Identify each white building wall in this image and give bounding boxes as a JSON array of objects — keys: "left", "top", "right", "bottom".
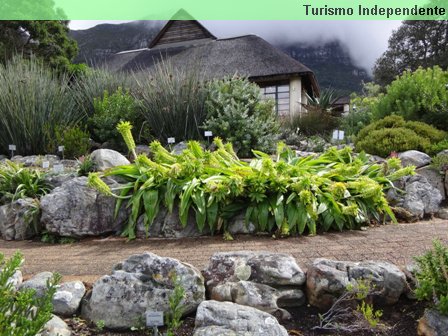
[{"left": 289, "top": 76, "right": 302, "bottom": 117}]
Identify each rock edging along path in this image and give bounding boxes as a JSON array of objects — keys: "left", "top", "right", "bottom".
[{"left": 0, "top": 220, "right": 447, "bottom": 283}]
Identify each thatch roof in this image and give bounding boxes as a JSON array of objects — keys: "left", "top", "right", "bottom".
[{"left": 106, "top": 34, "right": 319, "bottom": 95}]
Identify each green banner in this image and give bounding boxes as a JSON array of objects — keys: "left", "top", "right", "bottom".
[{"left": 0, "top": 0, "right": 447, "bottom": 20}]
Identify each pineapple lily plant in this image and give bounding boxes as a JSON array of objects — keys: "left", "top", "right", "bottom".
[{"left": 88, "top": 122, "right": 414, "bottom": 239}]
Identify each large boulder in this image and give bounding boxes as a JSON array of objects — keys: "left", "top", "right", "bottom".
[
  {"left": 418, "top": 309, "right": 448, "bottom": 336},
  {"left": 19, "top": 272, "right": 54, "bottom": 298},
  {"left": 136, "top": 206, "right": 207, "bottom": 238},
  {"left": 53, "top": 281, "right": 86, "bottom": 316},
  {"left": 40, "top": 177, "right": 128, "bottom": 237},
  {"left": 211, "top": 281, "right": 304, "bottom": 320},
  {"left": 417, "top": 166, "right": 446, "bottom": 200},
  {"left": 445, "top": 171, "right": 448, "bottom": 199},
  {"left": 387, "top": 175, "right": 443, "bottom": 219},
  {"left": 203, "top": 252, "right": 306, "bottom": 291},
  {"left": 398, "top": 150, "right": 431, "bottom": 168},
  {"left": 81, "top": 252, "right": 205, "bottom": 329},
  {"left": 193, "top": 300, "right": 288, "bottom": 336},
  {"left": 90, "top": 149, "right": 130, "bottom": 171},
  {"left": 37, "top": 315, "right": 71, "bottom": 336},
  {"left": 306, "top": 258, "right": 407, "bottom": 310},
  {"left": 0, "top": 198, "right": 40, "bottom": 240}
]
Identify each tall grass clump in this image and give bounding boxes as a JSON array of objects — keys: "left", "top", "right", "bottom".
[
  {"left": 134, "top": 61, "right": 208, "bottom": 143},
  {"left": 0, "top": 56, "right": 85, "bottom": 156},
  {"left": 72, "top": 67, "right": 134, "bottom": 118}
]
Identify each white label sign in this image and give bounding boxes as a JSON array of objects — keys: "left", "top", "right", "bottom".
[
  {"left": 53, "top": 164, "right": 64, "bottom": 173},
  {"left": 146, "top": 311, "right": 164, "bottom": 327},
  {"left": 58, "top": 146, "right": 65, "bottom": 152},
  {"left": 42, "top": 161, "right": 50, "bottom": 169},
  {"left": 8, "top": 144, "right": 16, "bottom": 151},
  {"left": 332, "top": 130, "right": 345, "bottom": 141},
  {"left": 167, "top": 137, "right": 176, "bottom": 144},
  {"left": 204, "top": 131, "right": 213, "bottom": 137}
]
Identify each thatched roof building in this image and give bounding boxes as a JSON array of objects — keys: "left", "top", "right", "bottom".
[{"left": 107, "top": 10, "right": 320, "bottom": 117}]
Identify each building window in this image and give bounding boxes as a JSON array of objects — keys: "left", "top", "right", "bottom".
[{"left": 261, "top": 85, "right": 290, "bottom": 116}]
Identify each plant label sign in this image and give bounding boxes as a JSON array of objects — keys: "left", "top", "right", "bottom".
[
  {"left": 167, "top": 137, "right": 176, "bottom": 144},
  {"left": 204, "top": 131, "right": 213, "bottom": 137},
  {"left": 146, "top": 311, "right": 164, "bottom": 327},
  {"left": 53, "top": 164, "right": 64, "bottom": 173},
  {"left": 8, "top": 144, "right": 16, "bottom": 151},
  {"left": 332, "top": 130, "right": 345, "bottom": 141},
  {"left": 42, "top": 161, "right": 50, "bottom": 169},
  {"left": 58, "top": 146, "right": 65, "bottom": 152}
]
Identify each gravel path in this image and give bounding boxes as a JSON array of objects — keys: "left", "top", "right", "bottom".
[{"left": 1, "top": 219, "right": 447, "bottom": 284}]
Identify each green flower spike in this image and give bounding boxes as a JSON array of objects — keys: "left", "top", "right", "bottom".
[
  {"left": 87, "top": 173, "right": 112, "bottom": 196},
  {"left": 117, "top": 121, "right": 137, "bottom": 159}
]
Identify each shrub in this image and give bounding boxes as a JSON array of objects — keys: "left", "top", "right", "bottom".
[
  {"left": 426, "top": 139, "right": 448, "bottom": 156},
  {"left": 356, "top": 128, "right": 429, "bottom": 158},
  {"left": 51, "top": 126, "right": 90, "bottom": 159},
  {"left": 0, "top": 161, "right": 50, "bottom": 205},
  {"left": 89, "top": 88, "right": 149, "bottom": 151},
  {"left": 202, "top": 76, "right": 280, "bottom": 157},
  {"left": 88, "top": 124, "right": 414, "bottom": 239},
  {"left": 0, "top": 56, "right": 85, "bottom": 156},
  {"left": 285, "top": 109, "right": 339, "bottom": 137},
  {"left": 134, "top": 61, "right": 208, "bottom": 143},
  {"left": 373, "top": 66, "right": 448, "bottom": 130},
  {"left": 355, "top": 116, "right": 446, "bottom": 157},
  {"left": 0, "top": 251, "right": 61, "bottom": 335},
  {"left": 414, "top": 240, "right": 448, "bottom": 315}
]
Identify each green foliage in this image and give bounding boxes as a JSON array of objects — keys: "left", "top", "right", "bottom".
[
  {"left": 285, "top": 109, "right": 339, "bottom": 137},
  {"left": 430, "top": 154, "right": 448, "bottom": 173},
  {"left": 373, "top": 21, "right": 448, "bottom": 86},
  {"left": 0, "top": 56, "right": 85, "bottom": 156},
  {"left": 373, "top": 67, "right": 448, "bottom": 130},
  {"left": 166, "top": 272, "right": 186, "bottom": 336},
  {"left": 0, "top": 20, "right": 79, "bottom": 73},
  {"left": 53, "top": 126, "right": 90, "bottom": 159},
  {"left": 77, "top": 155, "right": 96, "bottom": 177},
  {"left": 316, "top": 278, "right": 384, "bottom": 332},
  {"left": 0, "top": 251, "right": 61, "bottom": 336},
  {"left": 427, "top": 140, "right": 448, "bottom": 157},
  {"left": 89, "top": 88, "right": 149, "bottom": 151},
  {"left": 40, "top": 231, "right": 77, "bottom": 244},
  {"left": 414, "top": 240, "right": 448, "bottom": 316},
  {"left": 135, "top": 61, "right": 208, "bottom": 143},
  {"left": 355, "top": 116, "right": 446, "bottom": 157},
  {"left": 0, "top": 161, "right": 50, "bottom": 205},
  {"left": 340, "top": 83, "right": 383, "bottom": 137},
  {"left": 203, "top": 76, "right": 280, "bottom": 157},
  {"left": 89, "top": 124, "right": 414, "bottom": 239}
]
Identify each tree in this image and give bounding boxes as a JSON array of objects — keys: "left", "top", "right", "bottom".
[
  {"left": 373, "top": 20, "right": 448, "bottom": 86},
  {"left": 0, "top": 21, "right": 78, "bottom": 71}
]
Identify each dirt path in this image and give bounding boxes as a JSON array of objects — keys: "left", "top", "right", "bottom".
[{"left": 1, "top": 219, "right": 447, "bottom": 284}]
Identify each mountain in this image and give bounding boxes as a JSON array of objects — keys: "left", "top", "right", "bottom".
[{"left": 70, "top": 22, "right": 371, "bottom": 93}]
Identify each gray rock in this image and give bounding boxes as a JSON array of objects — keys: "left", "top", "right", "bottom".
[
  {"left": 211, "top": 281, "right": 304, "bottom": 320},
  {"left": 398, "top": 150, "right": 431, "bottom": 168},
  {"left": 81, "top": 252, "right": 205, "bottom": 329},
  {"left": 437, "top": 149, "right": 448, "bottom": 157},
  {"left": 41, "top": 177, "right": 128, "bottom": 237},
  {"left": 306, "top": 258, "right": 407, "bottom": 310},
  {"left": 135, "top": 145, "right": 151, "bottom": 156},
  {"left": 0, "top": 154, "right": 6, "bottom": 161},
  {"left": 417, "top": 166, "right": 445, "bottom": 200},
  {"left": 0, "top": 198, "right": 40, "bottom": 240},
  {"left": 53, "top": 281, "right": 86, "bottom": 316},
  {"left": 227, "top": 214, "right": 256, "bottom": 235},
  {"left": 172, "top": 141, "right": 188, "bottom": 155},
  {"left": 446, "top": 171, "right": 448, "bottom": 199},
  {"left": 437, "top": 208, "right": 448, "bottom": 220},
  {"left": 37, "top": 314, "right": 71, "bottom": 336},
  {"left": 203, "top": 252, "right": 306, "bottom": 291},
  {"left": 418, "top": 309, "right": 448, "bottom": 336},
  {"left": 194, "top": 300, "right": 288, "bottom": 336},
  {"left": 387, "top": 175, "right": 443, "bottom": 218},
  {"left": 19, "top": 272, "right": 54, "bottom": 298},
  {"left": 43, "top": 173, "right": 77, "bottom": 189},
  {"left": 90, "top": 149, "right": 130, "bottom": 171},
  {"left": 7, "top": 270, "right": 23, "bottom": 291},
  {"left": 136, "top": 206, "right": 207, "bottom": 238}
]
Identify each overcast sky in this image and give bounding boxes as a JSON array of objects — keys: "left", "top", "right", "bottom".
[{"left": 69, "top": 20, "right": 402, "bottom": 72}]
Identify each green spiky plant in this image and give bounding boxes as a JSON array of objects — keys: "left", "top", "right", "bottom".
[{"left": 88, "top": 122, "right": 414, "bottom": 240}]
